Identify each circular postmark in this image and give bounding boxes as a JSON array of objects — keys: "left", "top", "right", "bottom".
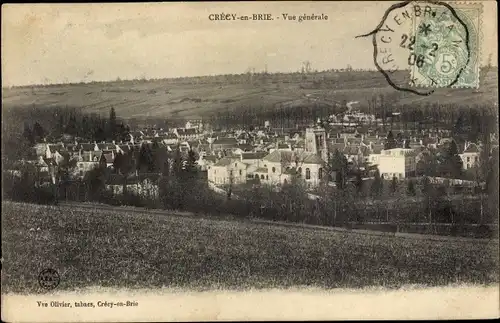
[
  {"left": 357, "top": 0, "right": 472, "bottom": 95},
  {"left": 38, "top": 268, "right": 60, "bottom": 290}
]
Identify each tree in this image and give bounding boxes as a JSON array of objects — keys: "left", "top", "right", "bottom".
[
  {"left": 407, "top": 179, "right": 416, "bottom": 196},
  {"left": 57, "top": 154, "right": 77, "bottom": 201},
  {"left": 328, "top": 149, "right": 348, "bottom": 189},
  {"left": 56, "top": 114, "right": 65, "bottom": 137},
  {"left": 84, "top": 164, "right": 107, "bottom": 201},
  {"left": 23, "top": 124, "right": 35, "bottom": 145},
  {"left": 81, "top": 115, "right": 90, "bottom": 139},
  {"left": 113, "top": 152, "right": 125, "bottom": 173},
  {"left": 384, "top": 130, "right": 396, "bottom": 150},
  {"left": 33, "top": 122, "right": 46, "bottom": 142},
  {"left": 391, "top": 175, "right": 398, "bottom": 194},
  {"left": 354, "top": 172, "right": 363, "bottom": 195},
  {"left": 136, "top": 144, "right": 154, "bottom": 173},
  {"left": 370, "top": 168, "right": 383, "bottom": 198},
  {"left": 185, "top": 150, "right": 198, "bottom": 174},
  {"left": 441, "top": 140, "right": 463, "bottom": 178},
  {"left": 452, "top": 113, "right": 467, "bottom": 140},
  {"left": 108, "top": 107, "right": 117, "bottom": 140},
  {"left": 65, "top": 115, "right": 77, "bottom": 136}
]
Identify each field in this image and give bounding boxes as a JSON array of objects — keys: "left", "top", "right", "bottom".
[
  {"left": 2, "top": 69, "right": 498, "bottom": 119},
  {"left": 2, "top": 201, "right": 498, "bottom": 294}
]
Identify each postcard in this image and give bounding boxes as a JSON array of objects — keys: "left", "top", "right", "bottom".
[{"left": 2, "top": 1, "right": 499, "bottom": 321}]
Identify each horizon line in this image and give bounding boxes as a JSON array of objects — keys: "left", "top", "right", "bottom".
[{"left": 4, "top": 65, "right": 497, "bottom": 89}]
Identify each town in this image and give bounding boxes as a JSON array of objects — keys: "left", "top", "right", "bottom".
[{"left": 3, "top": 97, "right": 498, "bottom": 235}]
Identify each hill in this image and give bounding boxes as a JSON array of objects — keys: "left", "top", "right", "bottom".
[
  {"left": 2, "top": 201, "right": 498, "bottom": 293},
  {"left": 2, "top": 69, "right": 498, "bottom": 120}
]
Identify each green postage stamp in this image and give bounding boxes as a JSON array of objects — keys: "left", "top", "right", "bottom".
[{"left": 410, "top": 2, "right": 482, "bottom": 88}]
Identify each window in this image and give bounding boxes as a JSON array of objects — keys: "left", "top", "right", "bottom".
[
  {"left": 255, "top": 174, "right": 259, "bottom": 179},
  {"left": 306, "top": 168, "right": 311, "bottom": 180},
  {"left": 318, "top": 168, "right": 323, "bottom": 179},
  {"left": 467, "top": 157, "right": 470, "bottom": 163},
  {"left": 264, "top": 164, "right": 267, "bottom": 168},
  {"left": 239, "top": 170, "right": 242, "bottom": 175},
  {"left": 272, "top": 167, "right": 276, "bottom": 173},
  {"left": 266, "top": 175, "right": 269, "bottom": 180},
  {"left": 298, "top": 167, "right": 302, "bottom": 174},
  {"left": 214, "top": 169, "right": 217, "bottom": 174},
  {"left": 235, "top": 163, "right": 237, "bottom": 167},
  {"left": 261, "top": 175, "right": 265, "bottom": 180}
]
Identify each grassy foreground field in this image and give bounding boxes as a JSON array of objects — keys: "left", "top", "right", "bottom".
[{"left": 2, "top": 201, "right": 498, "bottom": 293}]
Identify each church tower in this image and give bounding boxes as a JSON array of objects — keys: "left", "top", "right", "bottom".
[{"left": 305, "top": 125, "right": 328, "bottom": 162}]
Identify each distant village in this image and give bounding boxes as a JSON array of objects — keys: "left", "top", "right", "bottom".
[{"left": 8, "top": 103, "right": 499, "bottom": 202}]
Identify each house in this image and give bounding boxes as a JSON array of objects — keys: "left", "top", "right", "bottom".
[
  {"left": 45, "top": 144, "right": 65, "bottom": 164},
  {"left": 102, "top": 150, "right": 116, "bottom": 168},
  {"left": 173, "top": 128, "right": 200, "bottom": 141},
  {"left": 185, "top": 119, "right": 203, "bottom": 131},
  {"left": 377, "top": 148, "right": 417, "bottom": 179},
  {"left": 259, "top": 150, "right": 324, "bottom": 188},
  {"left": 207, "top": 157, "right": 247, "bottom": 185},
  {"left": 368, "top": 143, "right": 384, "bottom": 166},
  {"left": 97, "top": 143, "right": 116, "bottom": 151},
  {"left": 79, "top": 142, "right": 99, "bottom": 152},
  {"left": 162, "top": 133, "right": 179, "bottom": 145},
  {"left": 343, "top": 146, "right": 362, "bottom": 164},
  {"left": 236, "top": 132, "right": 251, "bottom": 144},
  {"left": 75, "top": 151, "right": 103, "bottom": 178},
  {"left": 197, "top": 154, "right": 218, "bottom": 171},
  {"left": 459, "top": 142, "right": 480, "bottom": 169},
  {"left": 106, "top": 173, "right": 160, "bottom": 198},
  {"left": 240, "top": 152, "right": 268, "bottom": 166},
  {"left": 277, "top": 143, "right": 292, "bottom": 151},
  {"left": 211, "top": 137, "right": 239, "bottom": 151}
]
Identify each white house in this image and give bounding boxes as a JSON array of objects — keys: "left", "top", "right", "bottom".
[
  {"left": 197, "top": 155, "right": 217, "bottom": 171},
  {"left": 207, "top": 157, "right": 248, "bottom": 185},
  {"left": 377, "top": 148, "right": 416, "bottom": 179},
  {"left": 459, "top": 142, "right": 480, "bottom": 169}
]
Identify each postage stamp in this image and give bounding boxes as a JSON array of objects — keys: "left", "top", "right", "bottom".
[
  {"left": 361, "top": 0, "right": 483, "bottom": 95},
  {"left": 410, "top": 2, "right": 482, "bottom": 88}
]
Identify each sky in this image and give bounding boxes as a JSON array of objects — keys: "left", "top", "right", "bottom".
[{"left": 1, "top": 1, "right": 497, "bottom": 86}]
